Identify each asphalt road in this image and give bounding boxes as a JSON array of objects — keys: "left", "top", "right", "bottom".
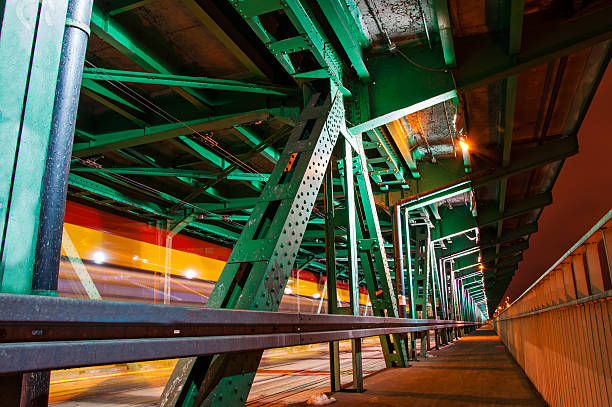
[{"left": 49, "top": 338, "right": 390, "bottom": 406}]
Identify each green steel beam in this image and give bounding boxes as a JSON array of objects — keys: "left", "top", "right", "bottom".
[
  {"left": 433, "top": 0, "right": 456, "bottom": 67},
  {"left": 71, "top": 166, "right": 269, "bottom": 181},
  {"left": 477, "top": 192, "right": 552, "bottom": 227},
  {"left": 401, "top": 181, "right": 471, "bottom": 212},
  {"left": 81, "top": 78, "right": 144, "bottom": 112},
  {"left": 72, "top": 109, "right": 274, "bottom": 156},
  {"left": 191, "top": 198, "right": 256, "bottom": 212},
  {"left": 484, "top": 253, "right": 522, "bottom": 271},
  {"left": 350, "top": 90, "right": 457, "bottom": 134},
  {"left": 481, "top": 240, "right": 529, "bottom": 263},
  {"left": 480, "top": 223, "right": 538, "bottom": 249},
  {"left": 179, "top": 0, "right": 268, "bottom": 80},
  {"left": 364, "top": 128, "right": 408, "bottom": 188},
  {"left": 0, "top": 0, "right": 70, "bottom": 294},
  {"left": 90, "top": 5, "right": 214, "bottom": 110},
  {"left": 385, "top": 119, "right": 420, "bottom": 178},
  {"left": 68, "top": 173, "right": 166, "bottom": 216},
  {"left": 226, "top": 0, "right": 346, "bottom": 91},
  {"left": 108, "top": 0, "right": 157, "bottom": 16},
  {"left": 508, "top": 0, "right": 525, "bottom": 55},
  {"left": 317, "top": 0, "right": 370, "bottom": 80},
  {"left": 233, "top": 126, "right": 280, "bottom": 163},
  {"left": 82, "top": 67, "right": 291, "bottom": 95},
  {"left": 68, "top": 173, "right": 245, "bottom": 241},
  {"left": 80, "top": 88, "right": 147, "bottom": 128},
  {"left": 362, "top": 6, "right": 612, "bottom": 129}
]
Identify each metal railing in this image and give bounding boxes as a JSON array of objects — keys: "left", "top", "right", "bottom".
[
  {"left": 493, "top": 209, "right": 612, "bottom": 407},
  {"left": 0, "top": 293, "right": 477, "bottom": 375}
]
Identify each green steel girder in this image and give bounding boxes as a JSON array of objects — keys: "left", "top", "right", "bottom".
[
  {"left": 432, "top": 0, "right": 456, "bottom": 67},
  {"left": 432, "top": 205, "right": 476, "bottom": 241},
  {"left": 473, "top": 135, "right": 579, "bottom": 188},
  {"left": 227, "top": 0, "right": 346, "bottom": 90},
  {"left": 477, "top": 192, "right": 552, "bottom": 227},
  {"left": 107, "top": 0, "right": 157, "bottom": 16},
  {"left": 68, "top": 173, "right": 245, "bottom": 241},
  {"left": 233, "top": 126, "right": 280, "bottom": 163},
  {"left": 507, "top": 0, "right": 525, "bottom": 55},
  {"left": 90, "top": 5, "right": 214, "bottom": 110},
  {"left": 480, "top": 223, "right": 538, "bottom": 249},
  {"left": 80, "top": 87, "right": 148, "bottom": 128},
  {"left": 491, "top": 0, "right": 524, "bottom": 274},
  {"left": 171, "top": 134, "right": 265, "bottom": 201},
  {"left": 68, "top": 173, "right": 166, "bottom": 216},
  {"left": 363, "top": 128, "right": 409, "bottom": 189},
  {"left": 82, "top": 67, "right": 291, "bottom": 96},
  {"left": 73, "top": 109, "right": 279, "bottom": 156},
  {"left": 481, "top": 240, "right": 529, "bottom": 264},
  {"left": 484, "top": 253, "right": 522, "bottom": 271},
  {"left": 317, "top": 0, "right": 370, "bottom": 80},
  {"left": 359, "top": 6, "right": 612, "bottom": 130},
  {"left": 385, "top": 119, "right": 420, "bottom": 178},
  {"left": 71, "top": 167, "right": 269, "bottom": 181},
  {"left": 350, "top": 138, "right": 409, "bottom": 367},
  {"left": 401, "top": 181, "right": 471, "bottom": 212},
  {"left": 192, "top": 198, "right": 256, "bottom": 212},
  {"left": 179, "top": 0, "right": 270, "bottom": 80},
  {"left": 0, "top": 0, "right": 70, "bottom": 294},
  {"left": 81, "top": 79, "right": 144, "bottom": 113}
]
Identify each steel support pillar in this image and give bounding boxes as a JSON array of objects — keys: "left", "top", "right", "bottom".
[
  {"left": 160, "top": 92, "right": 344, "bottom": 407},
  {"left": 0, "top": 1, "right": 90, "bottom": 405}
]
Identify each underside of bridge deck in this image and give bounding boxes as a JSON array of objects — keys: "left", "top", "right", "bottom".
[{"left": 0, "top": 0, "right": 610, "bottom": 406}]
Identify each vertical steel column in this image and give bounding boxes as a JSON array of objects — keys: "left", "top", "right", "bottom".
[
  {"left": 324, "top": 165, "right": 341, "bottom": 392},
  {"left": 392, "top": 205, "right": 407, "bottom": 318},
  {"left": 161, "top": 92, "right": 344, "bottom": 407},
  {"left": 352, "top": 137, "right": 409, "bottom": 367},
  {"left": 342, "top": 139, "right": 364, "bottom": 392},
  {"left": 404, "top": 209, "right": 418, "bottom": 359},
  {"left": 33, "top": 0, "right": 94, "bottom": 294},
  {"left": 0, "top": 0, "right": 86, "bottom": 405},
  {"left": 0, "top": 0, "right": 68, "bottom": 293}
]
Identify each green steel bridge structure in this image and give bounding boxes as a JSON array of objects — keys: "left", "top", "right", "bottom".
[{"left": 0, "top": 0, "right": 610, "bottom": 406}]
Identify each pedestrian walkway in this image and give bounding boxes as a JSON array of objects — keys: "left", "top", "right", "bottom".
[{"left": 329, "top": 325, "right": 546, "bottom": 407}]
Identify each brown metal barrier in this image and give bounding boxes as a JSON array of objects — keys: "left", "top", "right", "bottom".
[{"left": 494, "top": 210, "right": 612, "bottom": 407}]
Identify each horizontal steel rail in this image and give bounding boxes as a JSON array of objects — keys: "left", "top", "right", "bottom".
[{"left": 0, "top": 294, "right": 476, "bottom": 374}]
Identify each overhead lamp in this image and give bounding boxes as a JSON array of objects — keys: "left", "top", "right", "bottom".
[
  {"left": 185, "top": 269, "right": 196, "bottom": 279},
  {"left": 459, "top": 139, "right": 469, "bottom": 151}
]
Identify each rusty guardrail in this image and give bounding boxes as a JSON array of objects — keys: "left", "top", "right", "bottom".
[{"left": 493, "top": 209, "right": 612, "bottom": 407}]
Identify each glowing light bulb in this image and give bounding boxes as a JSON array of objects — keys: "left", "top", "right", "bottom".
[
  {"left": 459, "top": 139, "right": 469, "bottom": 151},
  {"left": 284, "top": 287, "right": 293, "bottom": 295},
  {"left": 92, "top": 251, "right": 106, "bottom": 264},
  {"left": 312, "top": 292, "right": 321, "bottom": 299},
  {"left": 185, "top": 269, "right": 196, "bottom": 279}
]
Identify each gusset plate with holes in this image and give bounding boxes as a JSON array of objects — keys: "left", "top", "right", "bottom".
[{"left": 159, "top": 92, "right": 344, "bottom": 407}]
